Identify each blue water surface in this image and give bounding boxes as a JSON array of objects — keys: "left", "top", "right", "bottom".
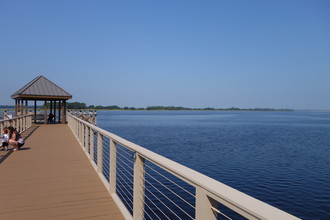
[{"left": 97, "top": 110, "right": 330, "bottom": 220}]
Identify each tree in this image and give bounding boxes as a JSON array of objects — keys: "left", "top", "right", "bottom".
[{"left": 67, "top": 102, "right": 87, "bottom": 109}]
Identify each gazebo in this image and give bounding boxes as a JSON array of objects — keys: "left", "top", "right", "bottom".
[{"left": 11, "top": 75, "right": 72, "bottom": 124}]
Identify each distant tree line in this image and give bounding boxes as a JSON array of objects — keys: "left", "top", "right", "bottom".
[
  {"left": 0, "top": 103, "right": 293, "bottom": 111},
  {"left": 66, "top": 102, "right": 293, "bottom": 111},
  {"left": 67, "top": 102, "right": 87, "bottom": 109},
  {"left": 0, "top": 105, "right": 14, "bottom": 109},
  {"left": 146, "top": 106, "right": 190, "bottom": 110}
]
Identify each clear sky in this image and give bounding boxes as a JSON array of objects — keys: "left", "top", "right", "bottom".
[{"left": 1, "top": 0, "right": 329, "bottom": 110}]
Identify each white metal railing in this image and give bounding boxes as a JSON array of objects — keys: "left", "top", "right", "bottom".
[
  {"left": 68, "top": 110, "right": 97, "bottom": 125},
  {"left": 67, "top": 112, "right": 301, "bottom": 220},
  {"left": 0, "top": 114, "right": 33, "bottom": 134}
]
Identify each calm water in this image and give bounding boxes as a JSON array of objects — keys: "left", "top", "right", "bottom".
[{"left": 98, "top": 110, "right": 330, "bottom": 219}]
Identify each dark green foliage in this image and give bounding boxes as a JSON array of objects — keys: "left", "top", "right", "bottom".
[{"left": 67, "top": 102, "right": 86, "bottom": 109}]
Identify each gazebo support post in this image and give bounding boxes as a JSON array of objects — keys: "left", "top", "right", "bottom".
[
  {"left": 49, "top": 101, "right": 51, "bottom": 123},
  {"left": 58, "top": 100, "right": 62, "bottom": 123},
  {"left": 34, "top": 100, "right": 37, "bottom": 123},
  {"left": 44, "top": 101, "right": 47, "bottom": 124},
  {"left": 54, "top": 101, "right": 57, "bottom": 123},
  {"left": 21, "top": 100, "right": 23, "bottom": 115},
  {"left": 16, "top": 100, "right": 19, "bottom": 116},
  {"left": 62, "top": 100, "right": 66, "bottom": 124},
  {"left": 25, "top": 100, "right": 28, "bottom": 115}
]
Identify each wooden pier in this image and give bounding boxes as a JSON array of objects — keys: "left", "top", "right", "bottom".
[
  {"left": 0, "top": 112, "right": 301, "bottom": 220},
  {"left": 0, "top": 124, "right": 124, "bottom": 220}
]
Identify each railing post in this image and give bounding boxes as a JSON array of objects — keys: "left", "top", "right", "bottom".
[
  {"left": 97, "top": 133, "right": 103, "bottom": 173},
  {"left": 109, "top": 139, "right": 117, "bottom": 194},
  {"left": 86, "top": 125, "right": 89, "bottom": 151},
  {"left": 71, "top": 116, "right": 74, "bottom": 136},
  {"left": 84, "top": 125, "right": 89, "bottom": 152},
  {"left": 195, "top": 187, "right": 218, "bottom": 220},
  {"left": 16, "top": 117, "right": 19, "bottom": 132},
  {"left": 78, "top": 121, "right": 81, "bottom": 140},
  {"left": 76, "top": 119, "right": 79, "bottom": 139},
  {"left": 76, "top": 121, "right": 79, "bottom": 141},
  {"left": 25, "top": 116, "right": 28, "bottom": 129},
  {"left": 80, "top": 122, "right": 84, "bottom": 147},
  {"left": 76, "top": 120, "right": 79, "bottom": 140},
  {"left": 71, "top": 116, "right": 74, "bottom": 131},
  {"left": 19, "top": 117, "right": 22, "bottom": 132},
  {"left": 89, "top": 129, "right": 95, "bottom": 162},
  {"left": 75, "top": 117, "right": 77, "bottom": 135},
  {"left": 82, "top": 124, "right": 86, "bottom": 150},
  {"left": 76, "top": 120, "right": 80, "bottom": 139},
  {"left": 23, "top": 116, "right": 26, "bottom": 130},
  {"left": 133, "top": 153, "right": 145, "bottom": 220},
  {"left": 16, "top": 117, "right": 19, "bottom": 131}
]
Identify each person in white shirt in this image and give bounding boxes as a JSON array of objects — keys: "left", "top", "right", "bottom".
[{"left": 1, "top": 127, "right": 9, "bottom": 151}]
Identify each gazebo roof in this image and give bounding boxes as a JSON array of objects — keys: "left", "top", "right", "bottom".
[{"left": 11, "top": 75, "right": 72, "bottom": 100}]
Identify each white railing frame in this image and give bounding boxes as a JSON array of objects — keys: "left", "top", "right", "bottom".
[
  {"left": 67, "top": 112, "right": 300, "bottom": 220},
  {"left": 0, "top": 114, "right": 33, "bottom": 134}
]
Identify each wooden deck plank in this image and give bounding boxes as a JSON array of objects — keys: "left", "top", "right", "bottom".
[{"left": 0, "top": 124, "right": 125, "bottom": 220}]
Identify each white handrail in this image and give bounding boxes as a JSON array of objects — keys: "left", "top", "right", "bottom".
[
  {"left": 67, "top": 112, "right": 300, "bottom": 220},
  {"left": 0, "top": 114, "right": 33, "bottom": 134}
]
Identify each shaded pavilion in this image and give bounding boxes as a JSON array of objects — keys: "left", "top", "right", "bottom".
[{"left": 11, "top": 75, "right": 72, "bottom": 124}]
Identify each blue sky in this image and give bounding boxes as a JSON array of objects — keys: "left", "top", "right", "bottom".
[{"left": 1, "top": 0, "right": 329, "bottom": 110}]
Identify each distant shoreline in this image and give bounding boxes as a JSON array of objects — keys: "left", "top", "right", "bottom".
[
  {"left": 4, "top": 103, "right": 328, "bottom": 112},
  {"left": 62, "top": 103, "right": 295, "bottom": 111},
  {"left": 3, "top": 108, "right": 330, "bottom": 112},
  {"left": 68, "top": 108, "right": 294, "bottom": 112},
  {"left": 0, "top": 105, "right": 294, "bottom": 112}
]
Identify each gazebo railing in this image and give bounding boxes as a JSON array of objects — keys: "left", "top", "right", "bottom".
[
  {"left": 67, "top": 112, "right": 300, "bottom": 220},
  {"left": 68, "top": 110, "right": 97, "bottom": 125},
  {"left": 0, "top": 114, "right": 33, "bottom": 134}
]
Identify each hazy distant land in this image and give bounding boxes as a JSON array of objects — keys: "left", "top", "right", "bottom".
[{"left": 1, "top": 103, "right": 294, "bottom": 112}]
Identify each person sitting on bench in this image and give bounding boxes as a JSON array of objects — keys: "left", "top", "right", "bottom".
[{"left": 48, "top": 112, "right": 55, "bottom": 123}]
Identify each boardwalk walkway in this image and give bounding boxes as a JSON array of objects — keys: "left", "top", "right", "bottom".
[{"left": 0, "top": 124, "right": 124, "bottom": 220}]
